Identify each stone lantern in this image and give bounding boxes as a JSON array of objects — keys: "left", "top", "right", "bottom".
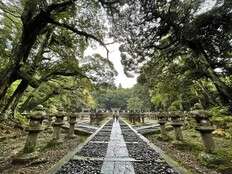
[
  {"left": 89, "top": 111, "right": 95, "bottom": 125},
  {"left": 141, "top": 112, "right": 145, "bottom": 124},
  {"left": 191, "top": 109, "right": 215, "bottom": 153},
  {"left": 24, "top": 105, "right": 45, "bottom": 153},
  {"left": 157, "top": 112, "right": 168, "bottom": 139},
  {"left": 13, "top": 105, "right": 45, "bottom": 163},
  {"left": 67, "top": 110, "right": 77, "bottom": 139},
  {"left": 81, "top": 108, "right": 91, "bottom": 123},
  {"left": 128, "top": 112, "right": 133, "bottom": 123},
  {"left": 170, "top": 111, "right": 184, "bottom": 141},
  {"left": 52, "top": 107, "right": 65, "bottom": 143},
  {"left": 131, "top": 112, "right": 137, "bottom": 124}
]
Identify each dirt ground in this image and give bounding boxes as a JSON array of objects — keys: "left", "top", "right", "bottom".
[{"left": 0, "top": 121, "right": 88, "bottom": 174}]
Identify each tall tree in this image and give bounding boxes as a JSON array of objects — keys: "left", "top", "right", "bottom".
[
  {"left": 0, "top": 0, "right": 118, "bottom": 116},
  {"left": 107, "top": 0, "right": 232, "bottom": 106}
]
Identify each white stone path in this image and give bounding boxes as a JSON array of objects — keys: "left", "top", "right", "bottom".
[{"left": 101, "top": 120, "right": 135, "bottom": 174}]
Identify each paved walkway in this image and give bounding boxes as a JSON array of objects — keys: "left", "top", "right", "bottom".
[{"left": 101, "top": 120, "right": 135, "bottom": 174}]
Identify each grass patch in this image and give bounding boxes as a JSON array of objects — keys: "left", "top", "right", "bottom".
[{"left": 147, "top": 127, "right": 232, "bottom": 174}]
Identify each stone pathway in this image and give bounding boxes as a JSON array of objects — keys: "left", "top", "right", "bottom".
[
  {"left": 53, "top": 119, "right": 182, "bottom": 174},
  {"left": 101, "top": 120, "right": 135, "bottom": 174}
]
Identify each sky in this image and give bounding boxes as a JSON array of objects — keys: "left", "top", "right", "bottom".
[{"left": 85, "top": 42, "right": 137, "bottom": 88}]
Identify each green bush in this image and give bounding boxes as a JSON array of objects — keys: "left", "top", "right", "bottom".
[{"left": 209, "top": 106, "right": 232, "bottom": 128}]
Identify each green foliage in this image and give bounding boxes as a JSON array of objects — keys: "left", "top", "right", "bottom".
[
  {"left": 110, "top": 0, "right": 232, "bottom": 107},
  {"left": 15, "top": 112, "right": 28, "bottom": 126},
  {"left": 93, "top": 86, "right": 131, "bottom": 109},
  {"left": 0, "top": 0, "right": 118, "bottom": 116},
  {"left": 93, "top": 83, "right": 152, "bottom": 110},
  {"left": 5, "top": 80, "right": 22, "bottom": 97},
  {"left": 209, "top": 106, "right": 232, "bottom": 128},
  {"left": 127, "top": 97, "right": 143, "bottom": 111}
]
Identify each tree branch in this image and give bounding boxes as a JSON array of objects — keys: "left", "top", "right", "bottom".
[
  {"left": 49, "top": 19, "right": 109, "bottom": 58},
  {"left": 46, "top": 0, "right": 77, "bottom": 13}
]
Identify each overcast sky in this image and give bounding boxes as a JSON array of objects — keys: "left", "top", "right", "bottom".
[{"left": 85, "top": 42, "right": 137, "bottom": 88}]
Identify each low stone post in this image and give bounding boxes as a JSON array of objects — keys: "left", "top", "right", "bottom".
[
  {"left": 157, "top": 113, "right": 168, "bottom": 139},
  {"left": 132, "top": 114, "right": 136, "bottom": 124},
  {"left": 52, "top": 107, "right": 65, "bottom": 143},
  {"left": 90, "top": 112, "right": 95, "bottom": 125},
  {"left": 81, "top": 107, "right": 90, "bottom": 122},
  {"left": 67, "top": 112, "right": 77, "bottom": 138},
  {"left": 191, "top": 110, "right": 215, "bottom": 153},
  {"left": 128, "top": 114, "right": 132, "bottom": 123},
  {"left": 13, "top": 105, "right": 45, "bottom": 163},
  {"left": 170, "top": 112, "right": 184, "bottom": 141},
  {"left": 141, "top": 113, "right": 145, "bottom": 124}
]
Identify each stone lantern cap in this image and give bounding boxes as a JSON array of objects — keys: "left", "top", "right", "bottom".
[
  {"left": 29, "top": 111, "right": 46, "bottom": 121},
  {"left": 56, "top": 106, "right": 66, "bottom": 118},
  {"left": 69, "top": 116, "right": 77, "bottom": 124},
  {"left": 190, "top": 110, "right": 211, "bottom": 120},
  {"left": 29, "top": 105, "right": 46, "bottom": 120},
  {"left": 190, "top": 110, "right": 215, "bottom": 132},
  {"left": 157, "top": 112, "right": 168, "bottom": 119},
  {"left": 169, "top": 111, "right": 184, "bottom": 126},
  {"left": 157, "top": 112, "right": 168, "bottom": 124},
  {"left": 25, "top": 105, "right": 45, "bottom": 132}
]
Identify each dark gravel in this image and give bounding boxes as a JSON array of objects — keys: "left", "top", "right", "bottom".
[
  {"left": 133, "top": 161, "right": 178, "bottom": 174},
  {"left": 77, "top": 142, "right": 108, "bottom": 158},
  {"left": 91, "top": 136, "right": 110, "bottom": 142},
  {"left": 120, "top": 121, "right": 179, "bottom": 174},
  {"left": 55, "top": 119, "right": 179, "bottom": 174},
  {"left": 55, "top": 120, "right": 113, "bottom": 174},
  {"left": 56, "top": 160, "right": 102, "bottom": 174}
]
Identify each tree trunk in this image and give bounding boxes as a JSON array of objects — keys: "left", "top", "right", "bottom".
[
  {"left": 198, "top": 43, "right": 232, "bottom": 106},
  {"left": 196, "top": 81, "right": 218, "bottom": 106},
  {"left": 1, "top": 80, "right": 29, "bottom": 114},
  {"left": 0, "top": 1, "right": 50, "bottom": 105},
  {"left": 0, "top": 67, "right": 19, "bottom": 101}
]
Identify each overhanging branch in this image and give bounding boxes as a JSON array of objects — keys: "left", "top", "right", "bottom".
[
  {"left": 47, "top": 0, "right": 77, "bottom": 13},
  {"left": 49, "top": 19, "right": 109, "bottom": 58}
]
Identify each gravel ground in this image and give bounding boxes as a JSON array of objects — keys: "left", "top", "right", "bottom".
[
  {"left": 91, "top": 135, "right": 111, "bottom": 142},
  {"left": 133, "top": 161, "right": 177, "bottom": 174},
  {"left": 56, "top": 160, "right": 102, "bottom": 174},
  {"left": 120, "top": 121, "right": 179, "bottom": 174},
  {"left": 49, "top": 119, "right": 181, "bottom": 174},
  {"left": 56, "top": 120, "right": 113, "bottom": 173},
  {"left": 77, "top": 142, "right": 108, "bottom": 158}
]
